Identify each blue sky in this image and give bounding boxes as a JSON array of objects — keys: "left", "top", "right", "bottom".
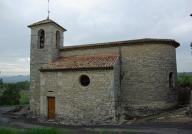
[{"left": 0, "top": 0, "right": 192, "bottom": 76}]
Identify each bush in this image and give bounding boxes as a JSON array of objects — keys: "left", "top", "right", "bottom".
[
  {"left": 176, "top": 75, "right": 192, "bottom": 107},
  {"left": 0, "top": 88, "right": 20, "bottom": 105},
  {"left": 0, "top": 78, "right": 5, "bottom": 96},
  {"left": 19, "top": 90, "right": 29, "bottom": 105},
  {"left": 177, "top": 75, "right": 192, "bottom": 88},
  {"left": 176, "top": 87, "right": 191, "bottom": 106},
  {"left": 0, "top": 81, "right": 29, "bottom": 105}
]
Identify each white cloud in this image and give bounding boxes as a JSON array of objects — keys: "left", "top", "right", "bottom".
[
  {"left": 0, "top": 0, "right": 192, "bottom": 75},
  {"left": 17, "top": 58, "right": 30, "bottom": 62},
  {"left": 0, "top": 57, "right": 30, "bottom": 76},
  {"left": 177, "top": 57, "right": 192, "bottom": 72}
]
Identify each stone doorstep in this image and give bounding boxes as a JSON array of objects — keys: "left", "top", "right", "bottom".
[
  {"left": 45, "top": 119, "right": 58, "bottom": 124},
  {"left": 47, "top": 119, "right": 55, "bottom": 122}
]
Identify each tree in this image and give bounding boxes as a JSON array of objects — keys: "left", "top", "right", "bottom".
[
  {"left": 0, "top": 71, "right": 3, "bottom": 89},
  {"left": 0, "top": 72, "right": 3, "bottom": 97},
  {"left": 190, "top": 14, "right": 192, "bottom": 54},
  {"left": 0, "top": 78, "right": 2, "bottom": 85},
  {"left": 0, "top": 88, "right": 20, "bottom": 105},
  {"left": 191, "top": 43, "right": 192, "bottom": 55},
  {"left": 0, "top": 78, "right": 3, "bottom": 89}
]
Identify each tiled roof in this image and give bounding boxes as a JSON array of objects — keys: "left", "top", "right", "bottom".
[
  {"left": 40, "top": 55, "right": 119, "bottom": 71},
  {"left": 28, "top": 19, "right": 67, "bottom": 31},
  {"left": 60, "top": 38, "right": 180, "bottom": 51}
]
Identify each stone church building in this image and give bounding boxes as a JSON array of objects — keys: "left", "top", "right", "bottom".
[{"left": 28, "top": 19, "right": 180, "bottom": 125}]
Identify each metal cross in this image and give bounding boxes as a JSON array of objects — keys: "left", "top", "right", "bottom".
[
  {"left": 47, "top": 0, "right": 50, "bottom": 20},
  {"left": 190, "top": 14, "right": 192, "bottom": 55}
]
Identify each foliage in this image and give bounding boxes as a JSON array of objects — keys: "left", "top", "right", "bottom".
[
  {"left": 177, "top": 75, "right": 192, "bottom": 87},
  {"left": 0, "top": 78, "right": 3, "bottom": 85},
  {"left": 176, "top": 74, "right": 192, "bottom": 106},
  {"left": 0, "top": 78, "right": 5, "bottom": 96},
  {"left": 19, "top": 90, "right": 29, "bottom": 105},
  {"left": 0, "top": 81, "right": 29, "bottom": 105},
  {"left": 3, "top": 81, "right": 29, "bottom": 91},
  {"left": 0, "top": 128, "right": 63, "bottom": 134},
  {"left": 0, "top": 88, "right": 20, "bottom": 105},
  {"left": 176, "top": 87, "right": 191, "bottom": 106}
]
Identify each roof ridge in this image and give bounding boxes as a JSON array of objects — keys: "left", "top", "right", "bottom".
[
  {"left": 28, "top": 19, "right": 67, "bottom": 31},
  {"left": 58, "top": 54, "right": 119, "bottom": 58},
  {"left": 60, "top": 38, "right": 180, "bottom": 51}
]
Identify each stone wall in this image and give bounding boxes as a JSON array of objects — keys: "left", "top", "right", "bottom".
[
  {"left": 40, "top": 70, "right": 118, "bottom": 125},
  {"left": 60, "top": 43, "right": 177, "bottom": 117},
  {"left": 30, "top": 24, "right": 63, "bottom": 115},
  {"left": 30, "top": 32, "right": 178, "bottom": 123},
  {"left": 120, "top": 43, "right": 177, "bottom": 117}
]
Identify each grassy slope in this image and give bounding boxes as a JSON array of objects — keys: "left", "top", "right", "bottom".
[
  {"left": 0, "top": 128, "right": 64, "bottom": 134},
  {"left": 0, "top": 128, "right": 140, "bottom": 134}
]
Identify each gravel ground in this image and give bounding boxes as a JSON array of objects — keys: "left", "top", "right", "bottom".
[{"left": 0, "top": 106, "right": 192, "bottom": 134}]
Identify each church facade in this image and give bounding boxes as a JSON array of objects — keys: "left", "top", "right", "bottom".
[{"left": 28, "top": 19, "right": 180, "bottom": 125}]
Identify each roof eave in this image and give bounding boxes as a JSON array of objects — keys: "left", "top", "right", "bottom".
[
  {"left": 39, "top": 66, "right": 114, "bottom": 72},
  {"left": 28, "top": 21, "right": 67, "bottom": 32},
  {"left": 59, "top": 39, "right": 180, "bottom": 51}
]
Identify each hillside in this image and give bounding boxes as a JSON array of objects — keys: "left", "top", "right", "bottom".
[
  {"left": 178, "top": 72, "right": 192, "bottom": 76},
  {"left": 2, "top": 75, "right": 30, "bottom": 83}
]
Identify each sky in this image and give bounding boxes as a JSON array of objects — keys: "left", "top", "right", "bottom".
[{"left": 0, "top": 0, "right": 192, "bottom": 76}]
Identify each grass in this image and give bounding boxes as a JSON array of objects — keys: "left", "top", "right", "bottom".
[
  {"left": 0, "top": 128, "right": 64, "bottom": 134},
  {"left": 0, "top": 128, "right": 140, "bottom": 134},
  {"left": 19, "top": 90, "right": 29, "bottom": 105}
]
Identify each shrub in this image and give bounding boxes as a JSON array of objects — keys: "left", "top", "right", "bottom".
[
  {"left": 177, "top": 75, "right": 192, "bottom": 88},
  {"left": 0, "top": 88, "right": 20, "bottom": 105},
  {"left": 19, "top": 90, "right": 29, "bottom": 105},
  {"left": 176, "top": 74, "right": 192, "bottom": 107},
  {"left": 0, "top": 81, "right": 29, "bottom": 105},
  {"left": 176, "top": 87, "right": 191, "bottom": 106}
]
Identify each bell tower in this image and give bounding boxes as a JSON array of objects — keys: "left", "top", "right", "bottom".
[{"left": 28, "top": 19, "right": 66, "bottom": 115}]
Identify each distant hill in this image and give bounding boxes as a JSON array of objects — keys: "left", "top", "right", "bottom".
[
  {"left": 0, "top": 72, "right": 191, "bottom": 83},
  {"left": 2, "top": 75, "right": 30, "bottom": 83},
  {"left": 178, "top": 72, "right": 192, "bottom": 76}
]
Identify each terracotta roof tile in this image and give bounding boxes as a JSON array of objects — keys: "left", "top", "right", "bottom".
[{"left": 40, "top": 54, "right": 119, "bottom": 71}]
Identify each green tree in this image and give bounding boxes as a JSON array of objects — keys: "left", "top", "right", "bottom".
[
  {"left": 0, "top": 78, "right": 30, "bottom": 105},
  {"left": 0, "top": 75, "right": 4, "bottom": 97},
  {"left": 0, "top": 78, "right": 2, "bottom": 85},
  {"left": 0, "top": 78, "right": 3, "bottom": 90},
  {"left": 0, "top": 88, "right": 20, "bottom": 105}
]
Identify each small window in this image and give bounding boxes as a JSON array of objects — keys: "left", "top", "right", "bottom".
[
  {"left": 169, "top": 72, "right": 174, "bottom": 89},
  {"left": 79, "top": 75, "right": 90, "bottom": 87},
  {"left": 38, "top": 29, "right": 45, "bottom": 49},
  {"left": 56, "top": 31, "right": 60, "bottom": 48}
]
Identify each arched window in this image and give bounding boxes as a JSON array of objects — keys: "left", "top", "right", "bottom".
[
  {"left": 169, "top": 72, "right": 174, "bottom": 89},
  {"left": 56, "top": 31, "right": 60, "bottom": 48},
  {"left": 38, "top": 29, "right": 45, "bottom": 49}
]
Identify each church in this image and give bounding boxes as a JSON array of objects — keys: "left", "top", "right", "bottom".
[{"left": 28, "top": 18, "right": 180, "bottom": 125}]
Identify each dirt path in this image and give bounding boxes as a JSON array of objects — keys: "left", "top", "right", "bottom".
[{"left": 0, "top": 106, "right": 192, "bottom": 134}]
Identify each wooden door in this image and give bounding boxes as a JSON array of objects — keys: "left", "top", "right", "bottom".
[{"left": 47, "top": 97, "right": 55, "bottom": 120}]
